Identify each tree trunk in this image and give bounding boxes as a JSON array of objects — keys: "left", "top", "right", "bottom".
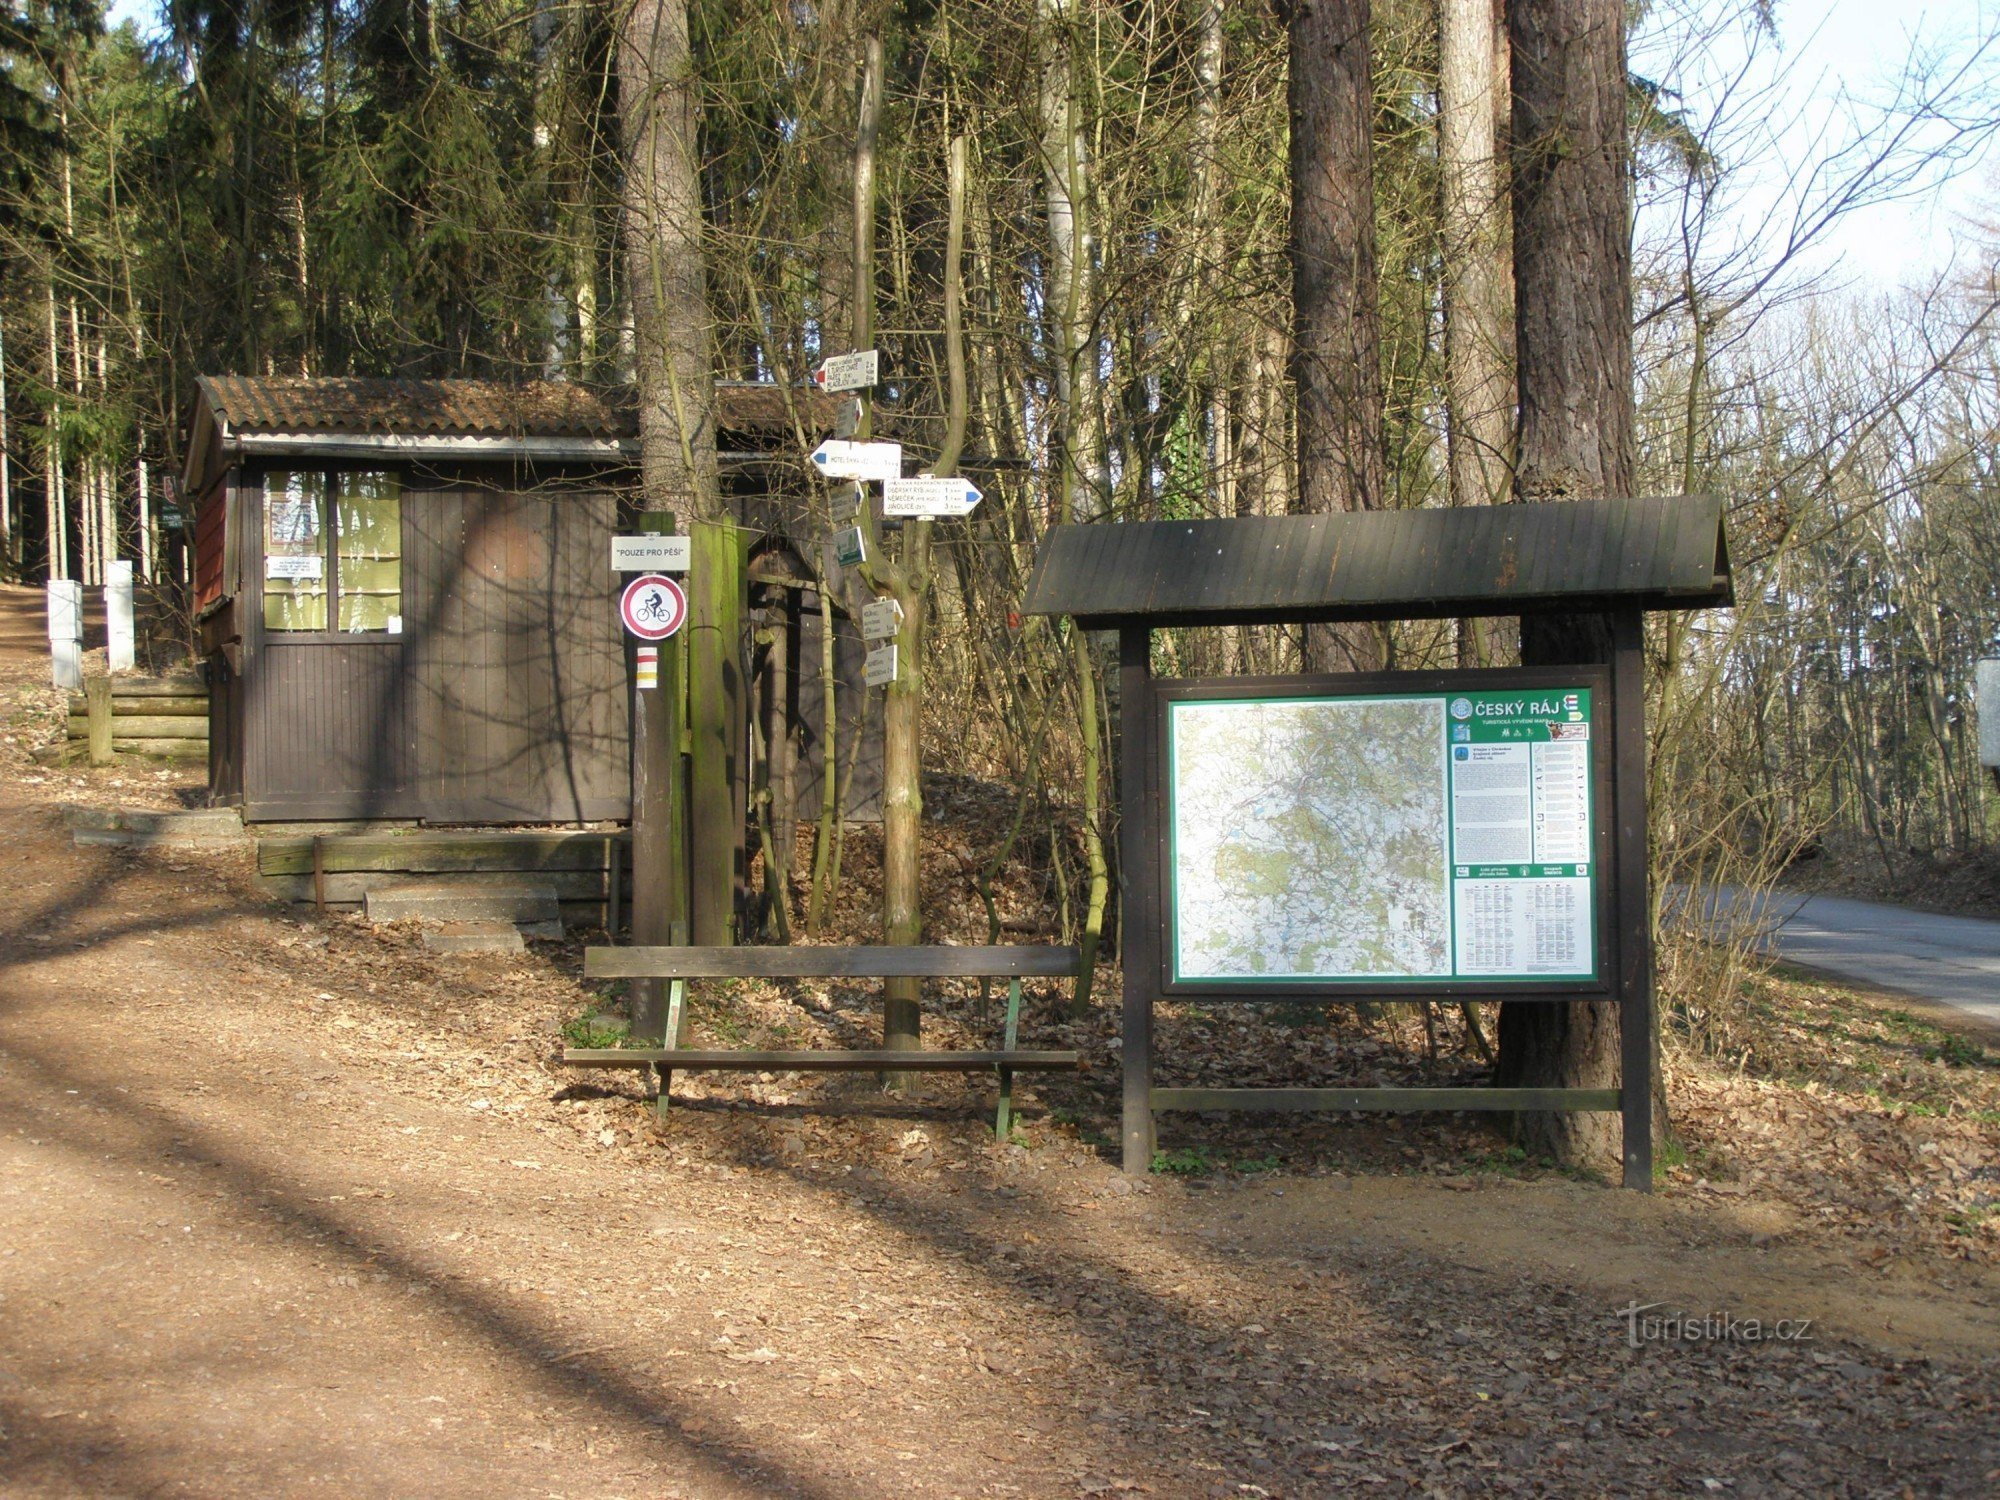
[
  {"left": 1040, "top": 0, "right": 1106, "bottom": 521},
  {"left": 619, "top": 0, "right": 717, "bottom": 1030},
  {"left": 1440, "top": 0, "right": 1512, "bottom": 510},
  {"left": 619, "top": 0, "right": 720, "bottom": 525},
  {"left": 1286, "top": 0, "right": 1385, "bottom": 673},
  {"left": 1494, "top": 0, "right": 1634, "bottom": 1172}
]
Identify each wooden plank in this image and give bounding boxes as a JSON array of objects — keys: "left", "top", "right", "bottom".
[
  {"left": 1613, "top": 609, "right": 1656, "bottom": 1191},
  {"left": 109, "top": 737, "right": 208, "bottom": 760},
  {"left": 1150, "top": 1087, "right": 1623, "bottom": 1113},
  {"left": 68, "top": 695, "right": 208, "bottom": 716},
  {"left": 563, "top": 1048, "right": 1080, "bottom": 1071},
  {"left": 68, "top": 715, "right": 206, "bottom": 740},
  {"left": 259, "top": 868, "right": 615, "bottom": 903},
  {"left": 584, "top": 944, "right": 1082, "bottom": 980},
  {"left": 256, "top": 830, "right": 632, "bottom": 877},
  {"left": 1118, "top": 627, "right": 1157, "bottom": 1175},
  {"left": 102, "top": 677, "right": 204, "bottom": 698}
]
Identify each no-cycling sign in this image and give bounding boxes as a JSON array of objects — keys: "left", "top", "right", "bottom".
[{"left": 620, "top": 574, "right": 687, "bottom": 641}]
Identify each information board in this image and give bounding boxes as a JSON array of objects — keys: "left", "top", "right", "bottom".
[{"left": 1160, "top": 673, "right": 1606, "bottom": 994}]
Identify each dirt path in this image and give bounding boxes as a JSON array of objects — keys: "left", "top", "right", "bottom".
[{"left": 2, "top": 782, "right": 1997, "bottom": 1496}]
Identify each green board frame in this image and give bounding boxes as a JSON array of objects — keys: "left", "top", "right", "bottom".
[{"left": 1155, "top": 666, "right": 1615, "bottom": 1000}]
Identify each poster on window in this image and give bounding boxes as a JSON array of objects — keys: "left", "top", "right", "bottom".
[{"left": 267, "top": 474, "right": 323, "bottom": 551}]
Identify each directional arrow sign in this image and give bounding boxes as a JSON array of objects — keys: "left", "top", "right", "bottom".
[
  {"left": 863, "top": 643, "right": 898, "bottom": 688},
  {"left": 860, "top": 597, "right": 903, "bottom": 641},
  {"left": 810, "top": 439, "right": 902, "bottom": 482},
  {"left": 812, "top": 349, "right": 879, "bottom": 392},
  {"left": 881, "top": 476, "right": 983, "bottom": 517}
]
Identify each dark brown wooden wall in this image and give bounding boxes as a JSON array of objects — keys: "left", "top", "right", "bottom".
[
  {"left": 245, "top": 640, "right": 416, "bottom": 819},
  {"left": 404, "top": 485, "right": 628, "bottom": 823},
  {"left": 237, "top": 471, "right": 629, "bottom": 825}
]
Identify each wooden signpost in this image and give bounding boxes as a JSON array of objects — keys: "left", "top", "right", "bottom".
[{"left": 624, "top": 514, "right": 687, "bottom": 1042}]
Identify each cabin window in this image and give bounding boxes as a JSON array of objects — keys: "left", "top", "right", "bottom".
[{"left": 263, "top": 471, "right": 403, "bottom": 634}]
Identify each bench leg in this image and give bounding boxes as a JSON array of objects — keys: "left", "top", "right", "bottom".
[
  {"left": 995, "top": 978, "right": 1022, "bottom": 1140},
  {"left": 654, "top": 978, "right": 687, "bottom": 1121}
]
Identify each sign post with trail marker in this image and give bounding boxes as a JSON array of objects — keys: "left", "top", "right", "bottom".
[
  {"left": 863, "top": 643, "right": 899, "bottom": 687},
  {"left": 810, "top": 439, "right": 902, "bottom": 482},
  {"left": 861, "top": 597, "right": 903, "bottom": 641},
  {"left": 812, "top": 349, "right": 879, "bottom": 392},
  {"left": 882, "top": 476, "right": 982, "bottom": 518}
]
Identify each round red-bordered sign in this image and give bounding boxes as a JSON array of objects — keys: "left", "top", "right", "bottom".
[{"left": 620, "top": 574, "right": 688, "bottom": 641}]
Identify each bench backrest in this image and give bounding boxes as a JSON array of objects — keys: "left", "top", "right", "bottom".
[{"left": 584, "top": 944, "right": 1081, "bottom": 981}]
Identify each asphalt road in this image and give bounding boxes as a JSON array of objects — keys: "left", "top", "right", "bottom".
[{"left": 1712, "top": 889, "right": 2000, "bottom": 1030}]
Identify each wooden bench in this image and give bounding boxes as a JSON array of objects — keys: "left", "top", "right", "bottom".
[{"left": 563, "top": 945, "right": 1083, "bottom": 1137}]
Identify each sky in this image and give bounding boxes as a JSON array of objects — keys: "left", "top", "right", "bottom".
[
  {"left": 104, "top": 0, "right": 1995, "bottom": 295},
  {"left": 1635, "top": 0, "right": 1996, "bottom": 293}
]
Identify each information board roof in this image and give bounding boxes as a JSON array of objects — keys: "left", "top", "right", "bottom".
[{"left": 1019, "top": 496, "right": 1731, "bottom": 629}]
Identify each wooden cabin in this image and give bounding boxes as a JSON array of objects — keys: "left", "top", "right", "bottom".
[{"left": 185, "top": 375, "right": 873, "bottom": 833}]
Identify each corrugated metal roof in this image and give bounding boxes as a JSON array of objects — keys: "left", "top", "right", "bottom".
[
  {"left": 195, "top": 375, "right": 834, "bottom": 439},
  {"left": 1018, "top": 497, "right": 1731, "bottom": 627}
]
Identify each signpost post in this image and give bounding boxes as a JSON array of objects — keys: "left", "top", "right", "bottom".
[{"left": 624, "top": 515, "right": 688, "bottom": 1045}]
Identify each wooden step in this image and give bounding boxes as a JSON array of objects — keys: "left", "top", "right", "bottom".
[
  {"left": 257, "top": 829, "right": 628, "bottom": 877},
  {"left": 364, "top": 881, "right": 562, "bottom": 926}
]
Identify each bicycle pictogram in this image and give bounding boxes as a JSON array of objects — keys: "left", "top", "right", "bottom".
[{"left": 619, "top": 573, "right": 687, "bottom": 641}]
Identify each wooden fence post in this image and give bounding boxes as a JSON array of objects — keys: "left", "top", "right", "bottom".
[
  {"left": 85, "top": 677, "right": 113, "bottom": 766},
  {"left": 688, "top": 521, "right": 749, "bottom": 946},
  {"left": 630, "top": 512, "right": 688, "bottom": 1042}
]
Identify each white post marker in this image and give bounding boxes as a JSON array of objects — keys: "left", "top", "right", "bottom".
[
  {"left": 1978, "top": 659, "right": 2000, "bottom": 771},
  {"left": 810, "top": 439, "right": 902, "bottom": 482},
  {"left": 863, "top": 643, "right": 898, "bottom": 688},
  {"left": 105, "top": 559, "right": 135, "bottom": 673},
  {"left": 46, "top": 579, "right": 82, "bottom": 691},
  {"left": 860, "top": 597, "right": 903, "bottom": 641},
  {"left": 635, "top": 645, "right": 660, "bottom": 692},
  {"left": 620, "top": 574, "right": 688, "bottom": 642},
  {"left": 812, "top": 349, "right": 879, "bottom": 393},
  {"left": 881, "top": 476, "right": 982, "bottom": 518},
  {"left": 611, "top": 534, "right": 692, "bottom": 572}
]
